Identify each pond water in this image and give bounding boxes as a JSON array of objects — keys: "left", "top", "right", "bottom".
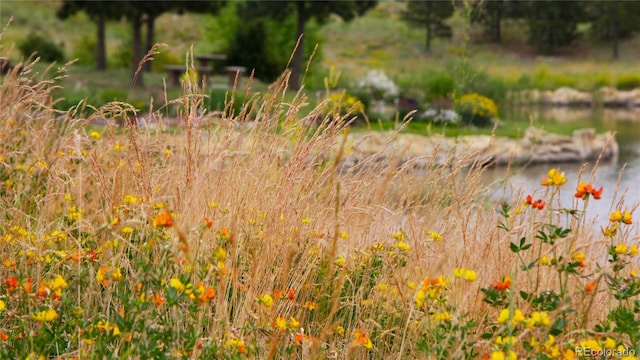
[{"left": 482, "top": 106, "right": 640, "bottom": 231}]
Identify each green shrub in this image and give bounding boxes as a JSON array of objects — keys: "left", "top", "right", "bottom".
[
  {"left": 465, "top": 72, "right": 508, "bottom": 104},
  {"left": 18, "top": 32, "right": 65, "bottom": 63},
  {"left": 615, "top": 74, "right": 640, "bottom": 90},
  {"left": 426, "top": 74, "right": 455, "bottom": 101},
  {"left": 70, "top": 34, "right": 95, "bottom": 66},
  {"left": 206, "top": 88, "right": 248, "bottom": 116},
  {"left": 150, "top": 50, "right": 182, "bottom": 73},
  {"left": 592, "top": 73, "right": 612, "bottom": 89},
  {"left": 99, "top": 87, "right": 129, "bottom": 104},
  {"left": 110, "top": 37, "right": 132, "bottom": 69},
  {"left": 454, "top": 93, "right": 498, "bottom": 127}
]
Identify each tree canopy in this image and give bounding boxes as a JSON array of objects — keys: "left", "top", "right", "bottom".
[
  {"left": 401, "top": 0, "right": 455, "bottom": 52},
  {"left": 229, "top": 0, "right": 377, "bottom": 90}
]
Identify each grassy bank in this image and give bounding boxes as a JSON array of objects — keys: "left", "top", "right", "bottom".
[{"left": 0, "top": 52, "right": 638, "bottom": 359}]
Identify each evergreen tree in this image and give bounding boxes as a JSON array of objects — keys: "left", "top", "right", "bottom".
[
  {"left": 57, "top": 1, "right": 120, "bottom": 71},
  {"left": 524, "top": 0, "right": 586, "bottom": 54},
  {"left": 401, "top": 0, "right": 455, "bottom": 52},
  {"left": 587, "top": 1, "right": 640, "bottom": 59},
  {"left": 230, "top": 0, "right": 376, "bottom": 90},
  {"left": 470, "top": 0, "right": 525, "bottom": 43}
]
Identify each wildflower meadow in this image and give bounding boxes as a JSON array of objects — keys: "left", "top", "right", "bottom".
[{"left": 0, "top": 56, "right": 639, "bottom": 359}]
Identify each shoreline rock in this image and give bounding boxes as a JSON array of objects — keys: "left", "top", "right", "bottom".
[
  {"left": 510, "top": 87, "right": 640, "bottom": 108},
  {"left": 342, "top": 127, "right": 618, "bottom": 168}
]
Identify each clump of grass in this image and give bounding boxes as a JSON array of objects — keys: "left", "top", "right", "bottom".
[{"left": 0, "top": 45, "right": 639, "bottom": 359}]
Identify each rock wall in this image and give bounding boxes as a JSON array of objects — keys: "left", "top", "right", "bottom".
[
  {"left": 341, "top": 127, "right": 618, "bottom": 168},
  {"left": 511, "top": 87, "right": 640, "bottom": 107}
]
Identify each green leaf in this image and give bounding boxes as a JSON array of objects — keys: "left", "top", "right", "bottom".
[{"left": 549, "top": 317, "right": 566, "bottom": 336}]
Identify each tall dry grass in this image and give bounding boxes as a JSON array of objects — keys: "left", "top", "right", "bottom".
[{"left": 0, "top": 49, "right": 638, "bottom": 359}]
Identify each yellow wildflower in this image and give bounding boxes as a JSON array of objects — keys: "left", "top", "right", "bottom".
[
  {"left": 32, "top": 308, "right": 58, "bottom": 322},
  {"left": 491, "top": 350, "right": 517, "bottom": 360},
  {"left": 497, "top": 308, "right": 525, "bottom": 324},
  {"left": 540, "top": 255, "right": 551, "bottom": 266},
  {"left": 415, "top": 289, "right": 426, "bottom": 308},
  {"left": 68, "top": 206, "right": 82, "bottom": 222},
  {"left": 453, "top": 268, "right": 477, "bottom": 282},
  {"left": 428, "top": 231, "right": 443, "bottom": 242},
  {"left": 288, "top": 317, "right": 300, "bottom": 329},
  {"left": 433, "top": 312, "right": 451, "bottom": 322},
  {"left": 170, "top": 278, "right": 186, "bottom": 293},
  {"left": 274, "top": 316, "right": 287, "bottom": 331},
  {"left": 616, "top": 243, "right": 629, "bottom": 255},
  {"left": 391, "top": 231, "right": 405, "bottom": 241},
  {"left": 541, "top": 168, "right": 567, "bottom": 187},
  {"left": 121, "top": 226, "right": 134, "bottom": 234},
  {"left": 496, "top": 335, "right": 516, "bottom": 346},
  {"left": 89, "top": 131, "right": 101, "bottom": 140},
  {"left": 259, "top": 293, "right": 274, "bottom": 308},
  {"left": 123, "top": 195, "right": 137, "bottom": 204},
  {"left": 50, "top": 275, "right": 68, "bottom": 291},
  {"left": 394, "top": 241, "right": 411, "bottom": 252}
]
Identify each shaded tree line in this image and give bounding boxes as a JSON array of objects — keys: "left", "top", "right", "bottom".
[
  {"left": 471, "top": 0, "right": 640, "bottom": 58},
  {"left": 53, "top": 0, "right": 640, "bottom": 90},
  {"left": 56, "top": 0, "right": 376, "bottom": 90},
  {"left": 405, "top": 0, "right": 640, "bottom": 58}
]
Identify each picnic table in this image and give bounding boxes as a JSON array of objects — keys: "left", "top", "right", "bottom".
[
  {"left": 224, "top": 66, "right": 247, "bottom": 88},
  {"left": 194, "top": 54, "right": 227, "bottom": 70}
]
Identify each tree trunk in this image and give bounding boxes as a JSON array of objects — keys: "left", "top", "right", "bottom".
[
  {"left": 96, "top": 14, "right": 106, "bottom": 71},
  {"left": 495, "top": 7, "right": 502, "bottom": 43},
  {"left": 289, "top": 1, "right": 305, "bottom": 91},
  {"left": 131, "top": 14, "right": 144, "bottom": 86},
  {"left": 425, "top": 14, "right": 432, "bottom": 52},
  {"left": 612, "top": 22, "right": 619, "bottom": 60},
  {"left": 144, "top": 15, "right": 155, "bottom": 72}
]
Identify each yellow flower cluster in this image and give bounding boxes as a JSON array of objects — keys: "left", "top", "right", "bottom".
[
  {"left": 455, "top": 93, "right": 498, "bottom": 126},
  {"left": 453, "top": 267, "right": 477, "bottom": 282}
]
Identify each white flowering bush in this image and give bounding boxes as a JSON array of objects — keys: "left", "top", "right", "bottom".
[
  {"left": 421, "top": 108, "right": 460, "bottom": 125},
  {"left": 355, "top": 70, "right": 399, "bottom": 100}
]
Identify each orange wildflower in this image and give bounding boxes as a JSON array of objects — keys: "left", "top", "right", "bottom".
[
  {"left": 574, "top": 182, "right": 603, "bottom": 200},
  {"left": 525, "top": 195, "right": 545, "bottom": 210},
  {"left": 303, "top": 301, "right": 318, "bottom": 311},
  {"left": 153, "top": 212, "right": 174, "bottom": 228},
  {"left": 573, "top": 252, "right": 586, "bottom": 268},
  {"left": 2, "top": 259, "right": 16, "bottom": 270},
  {"left": 610, "top": 210, "right": 632, "bottom": 225},
  {"left": 351, "top": 329, "right": 373, "bottom": 349},
  {"left": 203, "top": 217, "right": 213, "bottom": 228},
  {"left": 287, "top": 288, "right": 296, "bottom": 300},
  {"left": 293, "top": 332, "right": 313, "bottom": 345},
  {"left": 35, "top": 283, "right": 50, "bottom": 298},
  {"left": 153, "top": 293, "right": 165, "bottom": 308},
  {"left": 585, "top": 281, "right": 596, "bottom": 292},
  {"left": 0, "top": 330, "right": 8, "bottom": 341},
  {"left": 4, "top": 276, "right": 18, "bottom": 292},
  {"left": 490, "top": 276, "right": 512, "bottom": 291},
  {"left": 23, "top": 277, "right": 33, "bottom": 294}
]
